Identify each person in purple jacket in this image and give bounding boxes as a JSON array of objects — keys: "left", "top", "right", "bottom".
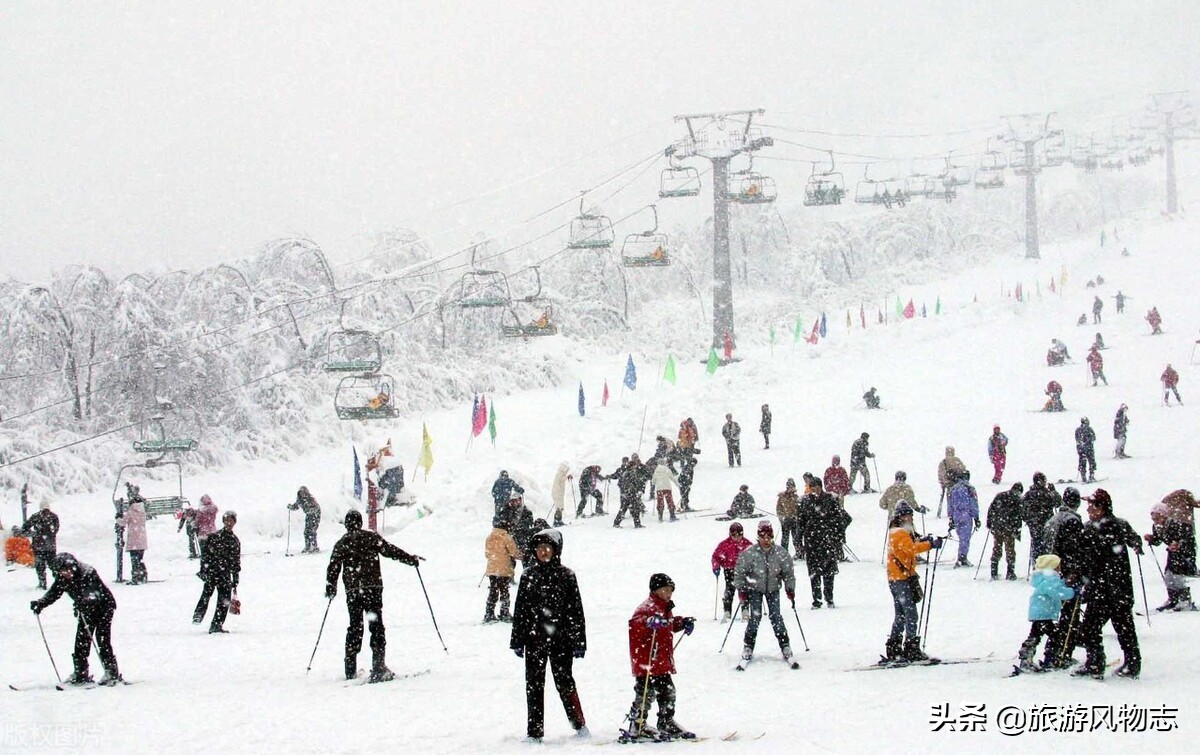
[{"left": 946, "top": 470, "right": 980, "bottom": 568}]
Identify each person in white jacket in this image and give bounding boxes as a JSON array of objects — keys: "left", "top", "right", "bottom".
[
  {"left": 652, "top": 457, "right": 680, "bottom": 522},
  {"left": 551, "top": 463, "right": 573, "bottom": 527}
]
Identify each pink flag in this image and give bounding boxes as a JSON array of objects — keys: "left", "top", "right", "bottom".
[
  {"left": 602, "top": 380, "right": 610, "bottom": 407},
  {"left": 903, "top": 299, "right": 915, "bottom": 319},
  {"left": 472, "top": 396, "right": 488, "bottom": 437}
]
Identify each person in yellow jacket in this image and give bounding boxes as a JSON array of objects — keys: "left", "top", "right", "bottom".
[
  {"left": 884, "top": 502, "right": 943, "bottom": 662},
  {"left": 484, "top": 519, "right": 523, "bottom": 623}
]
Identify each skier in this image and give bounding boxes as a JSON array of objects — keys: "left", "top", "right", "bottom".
[
  {"left": 863, "top": 387, "right": 881, "bottom": 409},
  {"left": 177, "top": 505, "right": 200, "bottom": 559},
  {"left": 711, "top": 523, "right": 752, "bottom": 621},
  {"left": 1162, "top": 363, "right": 1182, "bottom": 405},
  {"left": 676, "top": 451, "right": 698, "bottom": 513},
  {"left": 1146, "top": 306, "right": 1163, "bottom": 335},
  {"left": 796, "top": 478, "right": 849, "bottom": 609},
  {"left": 676, "top": 418, "right": 698, "bottom": 452},
  {"left": 1046, "top": 339, "right": 1070, "bottom": 366},
  {"left": 325, "top": 509, "right": 423, "bottom": 682},
  {"left": 733, "top": 520, "right": 797, "bottom": 666},
  {"left": 621, "top": 574, "right": 696, "bottom": 742},
  {"left": 30, "top": 553, "right": 123, "bottom": 685},
  {"left": 1044, "top": 487, "right": 1085, "bottom": 667},
  {"left": 1144, "top": 503, "right": 1197, "bottom": 611},
  {"left": 651, "top": 455, "right": 680, "bottom": 522},
  {"left": 848, "top": 432, "right": 875, "bottom": 493},
  {"left": 1092, "top": 295, "right": 1103, "bottom": 325},
  {"left": 1072, "top": 490, "right": 1143, "bottom": 679},
  {"left": 775, "top": 479, "right": 801, "bottom": 559},
  {"left": 576, "top": 465, "right": 606, "bottom": 517},
  {"left": 117, "top": 493, "right": 149, "bottom": 585},
  {"left": 378, "top": 458, "right": 405, "bottom": 508},
  {"left": 1113, "top": 404, "right": 1131, "bottom": 458},
  {"left": 289, "top": 486, "right": 322, "bottom": 553},
  {"left": 483, "top": 517, "right": 521, "bottom": 623},
  {"left": 196, "top": 494, "right": 219, "bottom": 557},
  {"left": 987, "top": 425, "right": 1008, "bottom": 484},
  {"left": 986, "top": 482, "right": 1024, "bottom": 580},
  {"left": 194, "top": 510, "right": 241, "bottom": 633},
  {"left": 551, "top": 462, "right": 573, "bottom": 527},
  {"left": 1023, "top": 472, "right": 1062, "bottom": 561},
  {"left": 21, "top": 501, "right": 59, "bottom": 590},
  {"left": 936, "top": 447, "right": 966, "bottom": 516},
  {"left": 879, "top": 471, "right": 924, "bottom": 519},
  {"left": 946, "top": 470, "right": 980, "bottom": 567},
  {"left": 824, "top": 456, "right": 851, "bottom": 507},
  {"left": 1044, "top": 380, "right": 1065, "bottom": 412},
  {"left": 725, "top": 485, "right": 756, "bottom": 519},
  {"left": 491, "top": 471, "right": 525, "bottom": 524},
  {"left": 1086, "top": 346, "right": 1107, "bottom": 386},
  {"left": 1113, "top": 290, "right": 1128, "bottom": 314},
  {"left": 721, "top": 413, "right": 742, "bottom": 467},
  {"left": 884, "top": 502, "right": 943, "bottom": 662},
  {"left": 759, "top": 404, "right": 772, "bottom": 450},
  {"left": 1016, "top": 554, "right": 1076, "bottom": 671},
  {"left": 613, "top": 455, "right": 651, "bottom": 529},
  {"left": 512, "top": 504, "right": 539, "bottom": 561},
  {"left": 511, "top": 529, "right": 589, "bottom": 742},
  {"left": 1074, "top": 418, "right": 1097, "bottom": 483},
  {"left": 1092, "top": 332, "right": 1106, "bottom": 351}
]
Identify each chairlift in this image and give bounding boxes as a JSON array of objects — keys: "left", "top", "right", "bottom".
[
  {"left": 457, "top": 269, "right": 513, "bottom": 309},
  {"left": 974, "top": 167, "right": 1006, "bottom": 189},
  {"left": 906, "top": 174, "right": 934, "bottom": 198},
  {"left": 1010, "top": 147, "right": 1032, "bottom": 176},
  {"left": 621, "top": 206, "right": 670, "bottom": 267},
  {"left": 334, "top": 373, "right": 400, "bottom": 421},
  {"left": 132, "top": 416, "right": 198, "bottom": 454},
  {"left": 659, "top": 154, "right": 701, "bottom": 198},
  {"left": 942, "top": 159, "right": 972, "bottom": 188},
  {"left": 567, "top": 193, "right": 615, "bottom": 249},
  {"left": 854, "top": 166, "right": 885, "bottom": 205},
  {"left": 802, "top": 151, "right": 845, "bottom": 207},
  {"left": 111, "top": 461, "right": 187, "bottom": 581},
  {"left": 729, "top": 156, "right": 777, "bottom": 204},
  {"left": 1043, "top": 131, "right": 1067, "bottom": 167},
  {"left": 501, "top": 305, "right": 559, "bottom": 338},
  {"left": 323, "top": 329, "right": 383, "bottom": 373}
]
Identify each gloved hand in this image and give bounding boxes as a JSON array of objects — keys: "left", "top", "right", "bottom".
[
  {"left": 737, "top": 591, "right": 748, "bottom": 604},
  {"left": 1143, "top": 533, "right": 1154, "bottom": 543},
  {"left": 917, "top": 505, "right": 929, "bottom": 514},
  {"left": 712, "top": 567, "right": 720, "bottom": 577},
  {"left": 405, "top": 555, "right": 424, "bottom": 567},
  {"left": 30, "top": 601, "right": 42, "bottom": 615},
  {"left": 646, "top": 616, "right": 669, "bottom": 630},
  {"left": 573, "top": 648, "right": 585, "bottom": 659},
  {"left": 1168, "top": 542, "right": 1180, "bottom": 552},
  {"left": 682, "top": 617, "right": 695, "bottom": 636},
  {"left": 513, "top": 647, "right": 524, "bottom": 658},
  {"left": 325, "top": 585, "right": 336, "bottom": 599},
  {"left": 919, "top": 535, "right": 932, "bottom": 543},
  {"left": 948, "top": 518, "right": 955, "bottom": 530},
  {"left": 786, "top": 589, "right": 796, "bottom": 604},
  {"left": 973, "top": 518, "right": 981, "bottom": 531},
  {"left": 930, "top": 537, "right": 945, "bottom": 550}
]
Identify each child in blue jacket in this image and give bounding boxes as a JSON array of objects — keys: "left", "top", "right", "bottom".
[{"left": 1018, "top": 553, "right": 1076, "bottom": 670}]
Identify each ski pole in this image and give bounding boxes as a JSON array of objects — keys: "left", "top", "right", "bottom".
[
  {"left": 1058, "top": 593, "right": 1080, "bottom": 662},
  {"left": 477, "top": 572, "right": 487, "bottom": 589},
  {"left": 871, "top": 458, "right": 881, "bottom": 493},
  {"left": 306, "top": 597, "right": 333, "bottom": 674},
  {"left": 843, "top": 543, "right": 860, "bottom": 562},
  {"left": 936, "top": 487, "right": 945, "bottom": 519},
  {"left": 718, "top": 600, "right": 745, "bottom": 653},
  {"left": 285, "top": 508, "right": 293, "bottom": 557},
  {"left": 920, "top": 539, "right": 946, "bottom": 646},
  {"left": 1135, "top": 549, "right": 1151, "bottom": 628},
  {"left": 713, "top": 573, "right": 720, "bottom": 621},
  {"left": 415, "top": 564, "right": 449, "bottom": 653},
  {"left": 788, "top": 601, "right": 810, "bottom": 651},
  {"left": 972, "top": 530, "right": 991, "bottom": 580},
  {"left": 633, "top": 632, "right": 658, "bottom": 736},
  {"left": 1148, "top": 543, "right": 1166, "bottom": 582},
  {"left": 36, "top": 614, "right": 62, "bottom": 684},
  {"left": 880, "top": 518, "right": 890, "bottom": 565}
]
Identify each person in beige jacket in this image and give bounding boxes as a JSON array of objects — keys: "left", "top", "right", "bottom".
[
  {"left": 484, "top": 520, "right": 522, "bottom": 623},
  {"left": 936, "top": 447, "right": 966, "bottom": 517},
  {"left": 879, "top": 471, "right": 924, "bottom": 519}
]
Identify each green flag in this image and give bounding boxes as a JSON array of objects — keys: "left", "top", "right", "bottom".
[
  {"left": 663, "top": 354, "right": 677, "bottom": 385},
  {"left": 935, "top": 296, "right": 942, "bottom": 315},
  {"left": 488, "top": 402, "right": 497, "bottom": 445},
  {"left": 895, "top": 296, "right": 903, "bottom": 317},
  {"left": 769, "top": 325, "right": 777, "bottom": 345},
  {"left": 793, "top": 317, "right": 803, "bottom": 343},
  {"left": 706, "top": 348, "right": 719, "bottom": 375}
]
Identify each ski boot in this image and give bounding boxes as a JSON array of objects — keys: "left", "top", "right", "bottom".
[
  {"left": 99, "top": 666, "right": 124, "bottom": 686},
  {"left": 903, "top": 637, "right": 930, "bottom": 662},
  {"left": 368, "top": 666, "right": 395, "bottom": 683},
  {"left": 574, "top": 725, "right": 590, "bottom": 739},
  {"left": 64, "top": 671, "right": 93, "bottom": 686},
  {"left": 483, "top": 613, "right": 498, "bottom": 624},
  {"left": 1071, "top": 657, "right": 1105, "bottom": 679},
  {"left": 721, "top": 609, "right": 731, "bottom": 623},
  {"left": 345, "top": 656, "right": 358, "bottom": 681},
  {"left": 619, "top": 725, "right": 658, "bottom": 743},
  {"left": 1114, "top": 659, "right": 1140, "bottom": 679},
  {"left": 884, "top": 637, "right": 903, "bottom": 663},
  {"left": 740, "top": 646, "right": 753, "bottom": 663},
  {"left": 1006, "top": 566, "right": 1018, "bottom": 581},
  {"left": 657, "top": 719, "right": 696, "bottom": 741}
]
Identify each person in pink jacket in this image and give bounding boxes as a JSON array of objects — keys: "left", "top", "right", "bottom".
[
  {"left": 118, "top": 497, "right": 149, "bottom": 584},
  {"left": 196, "top": 494, "right": 219, "bottom": 556},
  {"left": 711, "top": 522, "right": 752, "bottom": 622}
]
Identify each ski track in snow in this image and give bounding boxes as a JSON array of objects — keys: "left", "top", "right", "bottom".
[{"left": 5, "top": 210, "right": 1200, "bottom": 750}]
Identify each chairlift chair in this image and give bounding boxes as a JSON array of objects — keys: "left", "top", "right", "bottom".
[
  {"left": 621, "top": 206, "right": 671, "bottom": 267},
  {"left": 457, "top": 269, "right": 513, "bottom": 309},
  {"left": 567, "top": 193, "right": 615, "bottom": 249},
  {"left": 501, "top": 305, "right": 559, "bottom": 338},
  {"left": 974, "top": 167, "right": 1006, "bottom": 189},
  {"left": 730, "top": 172, "right": 777, "bottom": 204},
  {"left": 132, "top": 416, "right": 198, "bottom": 454},
  {"left": 323, "top": 329, "right": 384, "bottom": 373},
  {"left": 803, "top": 152, "right": 845, "bottom": 207},
  {"left": 944, "top": 165, "right": 972, "bottom": 187},
  {"left": 658, "top": 155, "right": 701, "bottom": 198},
  {"left": 334, "top": 373, "right": 400, "bottom": 421},
  {"left": 906, "top": 174, "right": 934, "bottom": 198},
  {"left": 854, "top": 166, "right": 886, "bottom": 205}
]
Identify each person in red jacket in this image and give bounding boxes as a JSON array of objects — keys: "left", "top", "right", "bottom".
[
  {"left": 1146, "top": 307, "right": 1163, "bottom": 335},
  {"left": 823, "top": 456, "right": 851, "bottom": 506},
  {"left": 621, "top": 573, "right": 696, "bottom": 742},
  {"left": 711, "top": 522, "right": 752, "bottom": 622},
  {"left": 1086, "top": 346, "right": 1108, "bottom": 386},
  {"left": 1162, "top": 364, "right": 1182, "bottom": 405}
]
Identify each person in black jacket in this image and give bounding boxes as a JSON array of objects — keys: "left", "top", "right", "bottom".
[
  {"left": 289, "top": 486, "right": 322, "bottom": 554},
  {"left": 21, "top": 501, "right": 59, "bottom": 590},
  {"left": 1022, "top": 473, "right": 1062, "bottom": 561},
  {"left": 1073, "top": 489, "right": 1143, "bottom": 679},
  {"left": 986, "top": 483, "right": 1024, "bottom": 580},
  {"left": 849, "top": 433, "right": 875, "bottom": 493},
  {"left": 194, "top": 511, "right": 241, "bottom": 633},
  {"left": 1044, "top": 487, "right": 1086, "bottom": 667},
  {"left": 1074, "top": 418, "right": 1097, "bottom": 483},
  {"left": 759, "top": 404, "right": 772, "bottom": 449},
  {"left": 1145, "top": 503, "right": 1198, "bottom": 611},
  {"left": 796, "top": 478, "right": 849, "bottom": 608},
  {"left": 510, "top": 529, "right": 588, "bottom": 742},
  {"left": 30, "top": 553, "right": 122, "bottom": 685},
  {"left": 576, "top": 465, "right": 606, "bottom": 517},
  {"left": 492, "top": 471, "right": 525, "bottom": 524},
  {"left": 613, "top": 455, "right": 651, "bottom": 529},
  {"left": 326, "top": 509, "right": 422, "bottom": 683}
]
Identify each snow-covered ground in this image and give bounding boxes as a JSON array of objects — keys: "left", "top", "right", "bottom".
[{"left": 4, "top": 205, "right": 1200, "bottom": 752}]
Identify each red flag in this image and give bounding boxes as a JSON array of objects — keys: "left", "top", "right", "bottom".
[
  {"left": 602, "top": 380, "right": 610, "bottom": 407},
  {"left": 1049, "top": 277, "right": 1056, "bottom": 293},
  {"left": 903, "top": 299, "right": 915, "bottom": 319},
  {"left": 472, "top": 396, "right": 488, "bottom": 437},
  {"left": 805, "top": 319, "right": 819, "bottom": 344},
  {"left": 860, "top": 303, "right": 866, "bottom": 329}
]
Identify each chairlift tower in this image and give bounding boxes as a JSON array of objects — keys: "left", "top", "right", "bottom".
[
  {"left": 1151, "top": 92, "right": 1196, "bottom": 215},
  {"left": 1003, "top": 113, "right": 1058, "bottom": 260},
  {"left": 670, "top": 109, "right": 773, "bottom": 350}
]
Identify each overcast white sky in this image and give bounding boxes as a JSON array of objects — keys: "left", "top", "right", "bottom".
[{"left": 1, "top": 1, "right": 1196, "bottom": 281}]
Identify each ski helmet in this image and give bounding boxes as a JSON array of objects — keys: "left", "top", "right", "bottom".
[{"left": 344, "top": 510, "right": 363, "bottom": 530}]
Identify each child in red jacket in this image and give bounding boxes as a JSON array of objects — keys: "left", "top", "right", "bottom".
[
  {"left": 621, "top": 574, "right": 696, "bottom": 742},
  {"left": 711, "top": 523, "right": 753, "bottom": 621}
]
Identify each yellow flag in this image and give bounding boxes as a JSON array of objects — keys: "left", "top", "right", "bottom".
[{"left": 417, "top": 423, "right": 434, "bottom": 480}]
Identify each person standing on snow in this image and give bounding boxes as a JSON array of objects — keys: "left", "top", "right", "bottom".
[
  {"left": 796, "top": 478, "right": 849, "bottom": 609},
  {"left": 1092, "top": 295, "right": 1103, "bottom": 325},
  {"left": 325, "top": 510, "right": 423, "bottom": 683},
  {"left": 1086, "top": 346, "right": 1108, "bottom": 386},
  {"left": 1075, "top": 418, "right": 1097, "bottom": 483},
  {"left": 1016, "top": 554, "right": 1076, "bottom": 671},
  {"left": 290, "top": 486, "right": 322, "bottom": 553},
  {"left": 30, "top": 553, "right": 123, "bottom": 685},
  {"left": 759, "top": 404, "right": 772, "bottom": 450},
  {"left": 1113, "top": 404, "right": 1131, "bottom": 458},
  {"left": 491, "top": 471, "right": 525, "bottom": 524},
  {"left": 1144, "top": 503, "right": 1197, "bottom": 611},
  {"left": 722, "top": 413, "right": 742, "bottom": 467},
  {"left": 823, "top": 456, "right": 851, "bottom": 507},
  {"left": 946, "top": 470, "right": 980, "bottom": 568},
  {"left": 884, "top": 502, "right": 943, "bottom": 662},
  {"left": 551, "top": 463, "right": 573, "bottom": 527},
  {"left": 987, "top": 425, "right": 1008, "bottom": 484},
  {"left": 711, "top": 522, "right": 752, "bottom": 622},
  {"left": 936, "top": 447, "right": 966, "bottom": 517},
  {"left": 620, "top": 574, "right": 696, "bottom": 742},
  {"left": 1044, "top": 487, "right": 1085, "bottom": 667},
  {"left": 117, "top": 493, "right": 149, "bottom": 585},
  {"left": 483, "top": 518, "right": 522, "bottom": 623},
  {"left": 21, "top": 501, "right": 59, "bottom": 590},
  {"left": 879, "top": 471, "right": 924, "bottom": 519},
  {"left": 1113, "top": 290, "right": 1128, "bottom": 314},
  {"left": 613, "top": 455, "right": 651, "bottom": 529},
  {"left": 849, "top": 432, "right": 875, "bottom": 493},
  {"left": 1146, "top": 307, "right": 1163, "bottom": 335},
  {"left": 733, "top": 520, "right": 797, "bottom": 666},
  {"left": 194, "top": 510, "right": 241, "bottom": 634},
  {"left": 986, "top": 482, "right": 1024, "bottom": 580},
  {"left": 511, "top": 529, "right": 589, "bottom": 742},
  {"left": 576, "top": 465, "right": 606, "bottom": 517},
  {"left": 1162, "top": 363, "right": 1182, "bottom": 405},
  {"left": 1022, "top": 472, "right": 1062, "bottom": 561},
  {"left": 775, "top": 479, "right": 801, "bottom": 559},
  {"left": 651, "top": 455, "right": 680, "bottom": 522}
]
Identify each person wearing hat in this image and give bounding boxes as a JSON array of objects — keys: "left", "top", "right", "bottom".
[
  {"left": 1144, "top": 502, "right": 1197, "bottom": 612},
  {"left": 20, "top": 500, "right": 59, "bottom": 590},
  {"left": 721, "top": 413, "right": 741, "bottom": 467},
  {"left": 1073, "top": 489, "right": 1143, "bottom": 679},
  {"left": 1074, "top": 418, "right": 1097, "bottom": 484},
  {"left": 483, "top": 516, "right": 522, "bottom": 624},
  {"left": 621, "top": 574, "right": 696, "bottom": 742},
  {"left": 775, "top": 479, "right": 801, "bottom": 559},
  {"left": 848, "top": 432, "right": 875, "bottom": 494},
  {"left": 986, "top": 482, "right": 1024, "bottom": 580},
  {"left": 31, "top": 553, "right": 122, "bottom": 685},
  {"left": 511, "top": 529, "right": 589, "bottom": 742},
  {"left": 879, "top": 471, "right": 924, "bottom": 520},
  {"left": 759, "top": 404, "right": 772, "bottom": 449},
  {"left": 946, "top": 470, "right": 979, "bottom": 568},
  {"left": 1017, "top": 554, "right": 1076, "bottom": 671},
  {"left": 1113, "top": 404, "right": 1131, "bottom": 459},
  {"left": 936, "top": 447, "right": 966, "bottom": 517},
  {"left": 797, "top": 477, "right": 850, "bottom": 608},
  {"left": 117, "top": 490, "right": 150, "bottom": 584},
  {"left": 725, "top": 485, "right": 756, "bottom": 519},
  {"left": 1022, "top": 472, "right": 1062, "bottom": 561},
  {"left": 987, "top": 425, "right": 1008, "bottom": 485},
  {"left": 884, "top": 502, "right": 943, "bottom": 662},
  {"left": 711, "top": 523, "right": 753, "bottom": 622},
  {"left": 733, "top": 520, "right": 797, "bottom": 665},
  {"left": 194, "top": 510, "right": 242, "bottom": 634},
  {"left": 491, "top": 470, "right": 525, "bottom": 524},
  {"left": 823, "top": 456, "right": 851, "bottom": 508},
  {"left": 1044, "top": 487, "right": 1086, "bottom": 666},
  {"left": 326, "top": 509, "right": 423, "bottom": 683},
  {"left": 289, "top": 486, "right": 322, "bottom": 554}
]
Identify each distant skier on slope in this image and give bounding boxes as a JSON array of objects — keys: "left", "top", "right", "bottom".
[
  {"left": 1113, "top": 404, "right": 1131, "bottom": 458},
  {"left": 987, "top": 425, "right": 1008, "bottom": 484},
  {"left": 1162, "top": 363, "right": 1182, "bottom": 405},
  {"left": 849, "top": 433, "right": 875, "bottom": 494},
  {"left": 1044, "top": 381, "right": 1065, "bottom": 412}
]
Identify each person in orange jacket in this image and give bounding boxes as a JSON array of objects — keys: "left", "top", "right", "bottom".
[
  {"left": 884, "top": 502, "right": 943, "bottom": 663},
  {"left": 620, "top": 574, "right": 696, "bottom": 742}
]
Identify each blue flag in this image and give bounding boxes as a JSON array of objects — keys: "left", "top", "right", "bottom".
[
  {"left": 819, "top": 312, "right": 827, "bottom": 337},
  {"left": 352, "top": 447, "right": 362, "bottom": 500},
  {"left": 624, "top": 354, "right": 637, "bottom": 390},
  {"left": 577, "top": 382, "right": 586, "bottom": 416}
]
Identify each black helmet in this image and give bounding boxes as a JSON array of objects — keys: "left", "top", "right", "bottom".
[
  {"left": 51, "top": 552, "right": 79, "bottom": 572},
  {"left": 1062, "top": 487, "right": 1082, "bottom": 508},
  {"left": 344, "top": 510, "right": 363, "bottom": 530}
]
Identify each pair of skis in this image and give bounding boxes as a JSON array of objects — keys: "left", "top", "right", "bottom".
[{"left": 736, "top": 653, "right": 799, "bottom": 671}]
